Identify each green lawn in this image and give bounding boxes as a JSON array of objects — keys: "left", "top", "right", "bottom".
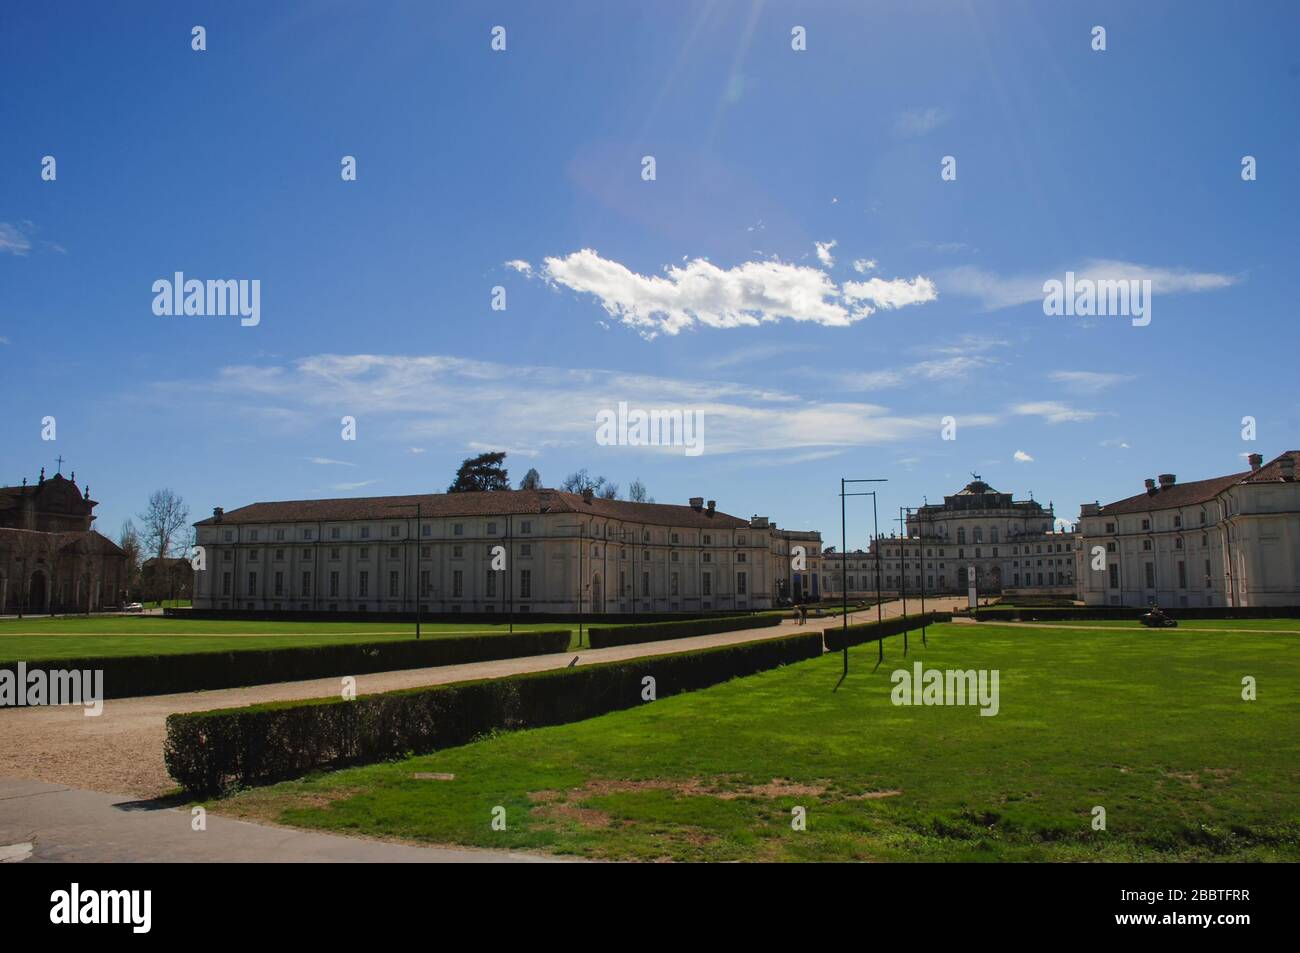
[
  {"left": 1019, "top": 618, "right": 1300, "bottom": 631},
  {"left": 217, "top": 622, "right": 1300, "bottom": 862},
  {"left": 0, "top": 616, "right": 598, "bottom": 661}
]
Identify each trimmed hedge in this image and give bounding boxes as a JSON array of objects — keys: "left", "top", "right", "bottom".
[
  {"left": 586, "top": 614, "right": 780, "bottom": 648},
  {"left": 823, "top": 612, "right": 939, "bottom": 652},
  {"left": 169, "top": 607, "right": 727, "bottom": 625},
  {"left": 1, "top": 630, "right": 570, "bottom": 700},
  {"left": 969, "top": 605, "right": 1300, "bottom": 623},
  {"left": 165, "top": 632, "right": 825, "bottom": 794}
]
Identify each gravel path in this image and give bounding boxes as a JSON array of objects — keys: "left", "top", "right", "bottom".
[{"left": 0, "top": 599, "right": 964, "bottom": 799}]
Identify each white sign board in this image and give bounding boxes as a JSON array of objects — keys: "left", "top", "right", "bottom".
[{"left": 967, "top": 564, "right": 977, "bottom": 609}]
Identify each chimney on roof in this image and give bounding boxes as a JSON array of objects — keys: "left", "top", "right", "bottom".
[
  {"left": 706, "top": 500, "right": 716, "bottom": 516},
  {"left": 1248, "top": 452, "right": 1263, "bottom": 471},
  {"left": 1280, "top": 456, "right": 1295, "bottom": 481},
  {"left": 1158, "top": 473, "right": 1176, "bottom": 489},
  {"left": 538, "top": 490, "right": 553, "bottom": 511},
  {"left": 213, "top": 507, "right": 224, "bottom": 522},
  {"left": 1080, "top": 502, "right": 1100, "bottom": 517},
  {"left": 750, "top": 515, "right": 769, "bottom": 528},
  {"left": 581, "top": 487, "right": 593, "bottom": 504},
  {"left": 689, "top": 497, "right": 704, "bottom": 511},
  {"left": 1144, "top": 478, "right": 1157, "bottom": 495}
]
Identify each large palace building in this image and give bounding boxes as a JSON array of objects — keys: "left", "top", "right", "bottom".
[
  {"left": 823, "top": 475, "right": 1076, "bottom": 600},
  {"left": 1075, "top": 450, "right": 1300, "bottom": 608},
  {"left": 192, "top": 488, "right": 819, "bottom": 614},
  {"left": 0, "top": 467, "right": 127, "bottom": 614}
]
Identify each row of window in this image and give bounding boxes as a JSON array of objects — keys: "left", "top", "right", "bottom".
[
  {"left": 1105, "top": 560, "right": 1213, "bottom": 590},
  {"left": 222, "top": 569, "right": 750, "bottom": 599},
  {"left": 219, "top": 523, "right": 751, "bottom": 546}
]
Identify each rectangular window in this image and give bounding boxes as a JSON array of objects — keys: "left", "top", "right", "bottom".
[
  {"left": 389, "top": 546, "right": 399, "bottom": 559},
  {"left": 389, "top": 571, "right": 399, "bottom": 596},
  {"left": 330, "top": 571, "right": 340, "bottom": 597},
  {"left": 275, "top": 548, "right": 284, "bottom": 561},
  {"left": 520, "top": 544, "right": 532, "bottom": 557},
  {"left": 737, "top": 571, "right": 747, "bottom": 595},
  {"left": 520, "top": 521, "right": 531, "bottom": 534},
  {"left": 331, "top": 527, "right": 341, "bottom": 539},
  {"left": 274, "top": 572, "right": 284, "bottom": 596},
  {"left": 642, "top": 571, "right": 650, "bottom": 596},
  {"left": 330, "top": 547, "right": 341, "bottom": 560},
  {"left": 302, "top": 548, "right": 312, "bottom": 560},
  {"left": 453, "top": 570, "right": 463, "bottom": 598},
  {"left": 1145, "top": 563, "right": 1155, "bottom": 588},
  {"left": 486, "top": 571, "right": 496, "bottom": 597},
  {"left": 453, "top": 524, "right": 464, "bottom": 536},
  {"left": 420, "top": 570, "right": 431, "bottom": 597},
  {"left": 702, "top": 572, "right": 712, "bottom": 596},
  {"left": 390, "top": 526, "right": 400, "bottom": 537},
  {"left": 359, "top": 571, "right": 369, "bottom": 597},
  {"left": 421, "top": 546, "right": 431, "bottom": 558},
  {"left": 246, "top": 572, "right": 257, "bottom": 596},
  {"left": 1177, "top": 561, "right": 1187, "bottom": 589},
  {"left": 301, "top": 572, "right": 312, "bottom": 596},
  {"left": 519, "top": 569, "right": 531, "bottom": 598},
  {"left": 670, "top": 572, "right": 678, "bottom": 596},
  {"left": 249, "top": 550, "right": 259, "bottom": 562},
  {"left": 359, "top": 547, "right": 369, "bottom": 560},
  {"left": 487, "top": 522, "right": 497, "bottom": 535},
  {"left": 422, "top": 525, "right": 431, "bottom": 537},
  {"left": 737, "top": 552, "right": 746, "bottom": 563},
  {"left": 453, "top": 545, "right": 464, "bottom": 558},
  {"left": 222, "top": 572, "right": 232, "bottom": 596}
]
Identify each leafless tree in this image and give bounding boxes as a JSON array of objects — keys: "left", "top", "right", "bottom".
[{"left": 138, "top": 489, "right": 190, "bottom": 561}]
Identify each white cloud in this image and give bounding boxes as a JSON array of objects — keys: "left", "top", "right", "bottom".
[
  {"left": 529, "top": 248, "right": 938, "bottom": 338},
  {"left": 194, "top": 352, "right": 995, "bottom": 457},
  {"left": 1012, "top": 401, "right": 1101, "bottom": 424},
  {"left": 814, "top": 240, "right": 837, "bottom": 268},
  {"left": 0, "top": 223, "right": 32, "bottom": 256},
  {"left": 307, "top": 457, "right": 356, "bottom": 467},
  {"left": 503, "top": 259, "right": 532, "bottom": 276},
  {"left": 1048, "top": 370, "right": 1134, "bottom": 394},
  {"left": 894, "top": 107, "right": 951, "bottom": 138},
  {"left": 1013, "top": 450, "right": 1034, "bottom": 463},
  {"left": 331, "top": 479, "right": 379, "bottom": 491},
  {"left": 941, "top": 260, "right": 1239, "bottom": 311},
  {"left": 837, "top": 355, "right": 995, "bottom": 391},
  {"left": 852, "top": 258, "right": 877, "bottom": 274},
  {"left": 408, "top": 447, "right": 427, "bottom": 454},
  {"left": 1100, "top": 438, "right": 1131, "bottom": 449},
  {"left": 841, "top": 275, "right": 938, "bottom": 312}
]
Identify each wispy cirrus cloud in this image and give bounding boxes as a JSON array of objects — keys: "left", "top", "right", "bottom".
[
  {"left": 837, "top": 355, "right": 996, "bottom": 391},
  {"left": 330, "top": 479, "right": 379, "bottom": 491},
  {"left": 0, "top": 223, "right": 32, "bottom": 256},
  {"left": 1048, "top": 370, "right": 1134, "bottom": 394},
  {"left": 507, "top": 248, "right": 938, "bottom": 339},
  {"left": 1011, "top": 401, "right": 1102, "bottom": 424},
  {"left": 894, "top": 107, "right": 950, "bottom": 138},
  {"left": 307, "top": 456, "right": 356, "bottom": 467},
  {"left": 941, "top": 260, "right": 1238, "bottom": 311},
  {"left": 187, "top": 352, "right": 997, "bottom": 457}
]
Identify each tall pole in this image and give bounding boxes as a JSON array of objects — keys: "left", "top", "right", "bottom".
[
  {"left": 841, "top": 478, "right": 848, "bottom": 682},
  {"left": 414, "top": 504, "right": 421, "bottom": 640}
]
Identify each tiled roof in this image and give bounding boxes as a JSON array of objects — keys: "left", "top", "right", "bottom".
[
  {"left": 1099, "top": 471, "right": 1249, "bottom": 516},
  {"left": 1240, "top": 450, "right": 1300, "bottom": 484},
  {"left": 196, "top": 489, "right": 751, "bottom": 529}
]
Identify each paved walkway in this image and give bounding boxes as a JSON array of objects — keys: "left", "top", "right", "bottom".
[
  {"left": 0, "top": 777, "right": 565, "bottom": 863},
  {"left": 0, "top": 599, "right": 964, "bottom": 799}
]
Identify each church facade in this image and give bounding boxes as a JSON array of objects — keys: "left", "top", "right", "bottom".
[{"left": 0, "top": 468, "right": 128, "bottom": 614}]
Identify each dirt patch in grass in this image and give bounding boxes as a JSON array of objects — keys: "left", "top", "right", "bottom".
[
  {"left": 845, "top": 789, "right": 903, "bottom": 800},
  {"left": 532, "top": 801, "right": 613, "bottom": 829}
]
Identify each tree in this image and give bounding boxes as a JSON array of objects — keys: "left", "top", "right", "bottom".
[
  {"left": 598, "top": 482, "right": 620, "bottom": 500},
  {"left": 518, "top": 468, "right": 542, "bottom": 490},
  {"left": 138, "top": 489, "right": 190, "bottom": 561},
  {"left": 448, "top": 451, "right": 510, "bottom": 492},
  {"left": 560, "top": 468, "right": 610, "bottom": 495},
  {"left": 627, "top": 478, "right": 650, "bottom": 503},
  {"left": 118, "top": 519, "right": 142, "bottom": 598}
]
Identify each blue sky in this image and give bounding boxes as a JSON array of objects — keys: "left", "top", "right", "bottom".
[{"left": 2, "top": 1, "right": 1297, "bottom": 549}]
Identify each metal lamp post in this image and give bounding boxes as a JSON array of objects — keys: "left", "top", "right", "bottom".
[{"left": 839, "top": 478, "right": 887, "bottom": 684}]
